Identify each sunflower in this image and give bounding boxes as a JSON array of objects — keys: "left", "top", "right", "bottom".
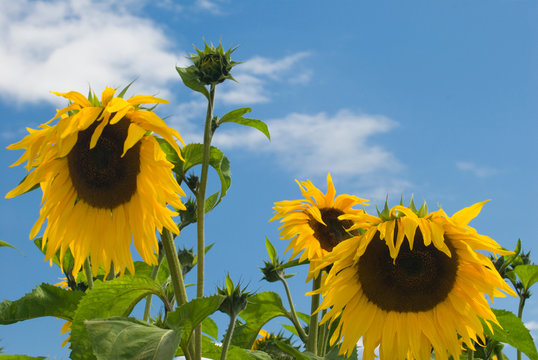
[
  {"left": 270, "top": 173, "right": 368, "bottom": 279},
  {"left": 6, "top": 87, "right": 186, "bottom": 276},
  {"left": 314, "top": 200, "right": 515, "bottom": 360}
]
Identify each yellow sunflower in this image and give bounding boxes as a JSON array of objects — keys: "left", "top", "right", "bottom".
[
  {"left": 314, "top": 200, "right": 515, "bottom": 360},
  {"left": 6, "top": 87, "right": 186, "bottom": 276},
  {"left": 270, "top": 173, "right": 368, "bottom": 278}
]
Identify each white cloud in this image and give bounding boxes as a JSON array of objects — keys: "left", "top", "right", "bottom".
[
  {"left": 218, "top": 52, "right": 312, "bottom": 105},
  {"left": 456, "top": 161, "right": 498, "bottom": 178},
  {"left": 213, "top": 109, "right": 408, "bottom": 197},
  {"left": 0, "top": 0, "right": 184, "bottom": 105},
  {"left": 526, "top": 320, "right": 538, "bottom": 331}
]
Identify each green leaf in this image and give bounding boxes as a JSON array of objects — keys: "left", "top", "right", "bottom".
[
  {"left": 244, "top": 349, "right": 273, "bottom": 360},
  {"left": 484, "top": 309, "right": 538, "bottom": 360},
  {"left": 274, "top": 340, "right": 311, "bottom": 360},
  {"left": 176, "top": 66, "right": 210, "bottom": 100},
  {"left": 265, "top": 237, "right": 277, "bottom": 264},
  {"left": 85, "top": 317, "right": 180, "bottom": 360},
  {"left": 202, "top": 316, "right": 219, "bottom": 340},
  {"left": 70, "top": 277, "right": 166, "bottom": 360},
  {"left": 514, "top": 264, "right": 538, "bottom": 291},
  {"left": 0, "top": 356, "right": 47, "bottom": 360},
  {"left": 325, "top": 346, "right": 359, "bottom": 360},
  {"left": 133, "top": 259, "right": 170, "bottom": 286},
  {"left": 156, "top": 138, "right": 183, "bottom": 176},
  {"left": 34, "top": 237, "right": 74, "bottom": 273},
  {"left": 218, "top": 108, "right": 270, "bottom": 140},
  {"left": 0, "top": 283, "right": 83, "bottom": 324},
  {"left": 231, "top": 292, "right": 289, "bottom": 348},
  {"left": 166, "top": 295, "right": 225, "bottom": 350},
  {"left": 0, "top": 240, "right": 23, "bottom": 255},
  {"left": 181, "top": 144, "right": 231, "bottom": 209}
]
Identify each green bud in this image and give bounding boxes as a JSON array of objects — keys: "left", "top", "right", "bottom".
[
  {"left": 260, "top": 260, "right": 285, "bottom": 283},
  {"left": 217, "top": 275, "right": 251, "bottom": 317},
  {"left": 188, "top": 42, "right": 239, "bottom": 85},
  {"left": 177, "top": 247, "right": 195, "bottom": 275}
]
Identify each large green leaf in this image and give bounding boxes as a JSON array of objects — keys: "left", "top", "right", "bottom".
[
  {"left": 85, "top": 317, "right": 180, "bottom": 360},
  {"left": 325, "top": 346, "right": 358, "bottom": 360},
  {"left": 217, "top": 108, "right": 270, "bottom": 140},
  {"left": 166, "top": 295, "right": 225, "bottom": 350},
  {"left": 0, "top": 283, "right": 83, "bottom": 324},
  {"left": 69, "top": 277, "right": 166, "bottom": 360},
  {"left": 181, "top": 144, "right": 231, "bottom": 211},
  {"left": 514, "top": 264, "right": 538, "bottom": 291},
  {"left": 231, "top": 292, "right": 289, "bottom": 349},
  {"left": 176, "top": 65, "right": 210, "bottom": 100},
  {"left": 484, "top": 309, "right": 538, "bottom": 360}
]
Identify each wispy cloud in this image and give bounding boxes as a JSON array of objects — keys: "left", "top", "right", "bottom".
[
  {"left": 218, "top": 52, "right": 312, "bottom": 105},
  {"left": 213, "top": 109, "right": 409, "bottom": 199},
  {"left": 456, "top": 161, "right": 498, "bottom": 178},
  {"left": 0, "top": 0, "right": 184, "bottom": 105}
]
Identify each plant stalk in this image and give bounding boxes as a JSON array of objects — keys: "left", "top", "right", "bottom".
[
  {"left": 306, "top": 276, "right": 321, "bottom": 354},
  {"left": 516, "top": 293, "right": 527, "bottom": 360},
  {"left": 143, "top": 251, "right": 164, "bottom": 321},
  {"left": 280, "top": 276, "right": 308, "bottom": 343},
  {"left": 84, "top": 258, "right": 94, "bottom": 290},
  {"left": 161, "top": 228, "right": 188, "bottom": 306},
  {"left": 195, "top": 84, "right": 216, "bottom": 360},
  {"left": 220, "top": 313, "right": 237, "bottom": 360}
]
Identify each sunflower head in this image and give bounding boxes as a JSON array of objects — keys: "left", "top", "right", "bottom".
[
  {"left": 270, "top": 173, "right": 368, "bottom": 279},
  {"left": 188, "top": 42, "right": 239, "bottom": 85},
  {"left": 315, "top": 199, "right": 515, "bottom": 360},
  {"left": 6, "top": 86, "right": 186, "bottom": 277}
]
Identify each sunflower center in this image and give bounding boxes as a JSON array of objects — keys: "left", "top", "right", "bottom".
[
  {"left": 308, "top": 208, "right": 354, "bottom": 252},
  {"left": 357, "top": 229, "right": 458, "bottom": 312},
  {"left": 67, "top": 117, "right": 141, "bottom": 209}
]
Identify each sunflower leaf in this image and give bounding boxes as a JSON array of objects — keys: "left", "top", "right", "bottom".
[
  {"left": 166, "top": 294, "right": 225, "bottom": 351},
  {"left": 513, "top": 264, "right": 538, "bottom": 291},
  {"left": 176, "top": 65, "right": 210, "bottom": 100},
  {"left": 0, "top": 240, "right": 23, "bottom": 255},
  {"left": 85, "top": 317, "right": 180, "bottom": 360},
  {"left": 0, "top": 283, "right": 83, "bottom": 325},
  {"left": 217, "top": 107, "right": 270, "bottom": 140},
  {"left": 69, "top": 277, "right": 166, "bottom": 360},
  {"left": 484, "top": 309, "right": 538, "bottom": 360},
  {"left": 273, "top": 340, "right": 312, "bottom": 360},
  {"left": 180, "top": 143, "right": 232, "bottom": 210},
  {"left": 231, "top": 292, "right": 289, "bottom": 349}
]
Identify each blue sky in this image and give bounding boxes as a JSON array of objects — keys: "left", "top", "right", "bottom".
[{"left": 0, "top": 0, "right": 537, "bottom": 358}]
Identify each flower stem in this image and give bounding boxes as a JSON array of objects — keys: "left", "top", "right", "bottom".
[
  {"left": 195, "top": 84, "right": 216, "bottom": 360},
  {"left": 84, "top": 258, "right": 94, "bottom": 290},
  {"left": 220, "top": 313, "right": 237, "bottom": 360},
  {"left": 162, "top": 228, "right": 188, "bottom": 306},
  {"left": 280, "top": 276, "right": 308, "bottom": 343},
  {"left": 318, "top": 309, "right": 329, "bottom": 356},
  {"left": 306, "top": 276, "right": 321, "bottom": 354},
  {"left": 143, "top": 251, "right": 164, "bottom": 322},
  {"left": 516, "top": 294, "right": 527, "bottom": 360}
]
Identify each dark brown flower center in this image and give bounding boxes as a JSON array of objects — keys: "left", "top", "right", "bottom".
[
  {"left": 67, "top": 117, "right": 140, "bottom": 209},
  {"left": 357, "top": 227, "right": 458, "bottom": 312},
  {"left": 308, "top": 208, "right": 355, "bottom": 252}
]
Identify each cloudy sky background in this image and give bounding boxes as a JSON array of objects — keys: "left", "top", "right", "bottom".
[{"left": 0, "top": 0, "right": 536, "bottom": 358}]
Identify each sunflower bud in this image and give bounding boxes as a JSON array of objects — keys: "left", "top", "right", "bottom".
[
  {"left": 217, "top": 275, "right": 250, "bottom": 318},
  {"left": 177, "top": 247, "right": 195, "bottom": 275},
  {"left": 189, "top": 42, "right": 239, "bottom": 85},
  {"left": 260, "top": 260, "right": 285, "bottom": 283}
]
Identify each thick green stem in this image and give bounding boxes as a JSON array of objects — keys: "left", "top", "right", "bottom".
[
  {"left": 516, "top": 294, "right": 526, "bottom": 360},
  {"left": 280, "top": 276, "right": 308, "bottom": 343},
  {"left": 467, "top": 343, "right": 474, "bottom": 360},
  {"left": 143, "top": 251, "right": 164, "bottom": 322},
  {"left": 318, "top": 309, "right": 329, "bottom": 356},
  {"left": 162, "top": 228, "right": 188, "bottom": 306},
  {"left": 195, "top": 84, "right": 216, "bottom": 360},
  {"left": 306, "top": 276, "right": 321, "bottom": 354},
  {"left": 84, "top": 258, "right": 94, "bottom": 290},
  {"left": 220, "top": 314, "right": 237, "bottom": 360}
]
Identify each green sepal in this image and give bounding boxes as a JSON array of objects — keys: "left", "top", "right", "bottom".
[
  {"left": 217, "top": 107, "right": 270, "bottom": 140},
  {"left": 416, "top": 200, "right": 429, "bottom": 218},
  {"left": 85, "top": 317, "right": 180, "bottom": 360},
  {"left": 376, "top": 196, "right": 391, "bottom": 221},
  {"left": 0, "top": 283, "right": 84, "bottom": 324},
  {"left": 483, "top": 309, "right": 538, "bottom": 360},
  {"left": 513, "top": 264, "right": 538, "bottom": 291},
  {"left": 265, "top": 237, "right": 278, "bottom": 264},
  {"left": 69, "top": 277, "right": 167, "bottom": 360},
  {"left": 176, "top": 65, "right": 210, "bottom": 100}
]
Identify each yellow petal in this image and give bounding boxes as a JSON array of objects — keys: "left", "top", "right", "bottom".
[
  {"left": 123, "top": 123, "right": 147, "bottom": 156},
  {"left": 451, "top": 200, "right": 490, "bottom": 226},
  {"left": 127, "top": 94, "right": 169, "bottom": 106}
]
